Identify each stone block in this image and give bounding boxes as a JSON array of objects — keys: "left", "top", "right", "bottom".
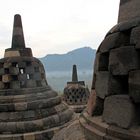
[
  {"left": 2, "top": 75, "right": 12, "bottom": 82},
  {"left": 95, "top": 71, "right": 109, "bottom": 99},
  {"left": 10, "top": 81, "right": 20, "bottom": 89},
  {"left": 0, "top": 68, "right": 5, "bottom": 75},
  {"left": 6, "top": 122, "right": 17, "bottom": 133},
  {"left": 87, "top": 90, "right": 96, "bottom": 116},
  {"left": 130, "top": 26, "right": 140, "bottom": 45},
  {"left": 129, "top": 70, "right": 140, "bottom": 103},
  {"left": 0, "top": 63, "right": 3, "bottom": 69},
  {"left": 103, "top": 95, "right": 136, "bottom": 129},
  {"left": 0, "top": 113, "right": 9, "bottom": 121},
  {"left": 31, "top": 61, "right": 39, "bottom": 67},
  {"left": 41, "top": 79, "right": 47, "bottom": 87},
  {"left": 118, "top": 0, "right": 140, "bottom": 23},
  {"left": 14, "top": 102, "right": 27, "bottom": 111},
  {"left": 118, "top": 19, "right": 138, "bottom": 32},
  {"left": 25, "top": 66, "right": 34, "bottom": 74},
  {"left": 23, "top": 133, "right": 35, "bottom": 140},
  {"left": 9, "top": 67, "right": 19, "bottom": 75},
  {"left": 18, "top": 62, "right": 26, "bottom": 68},
  {"left": 95, "top": 72, "right": 127, "bottom": 98},
  {"left": 23, "top": 111, "right": 35, "bottom": 119},
  {"left": 16, "top": 122, "right": 25, "bottom": 133},
  {"left": 18, "top": 74, "right": 27, "bottom": 81},
  {"left": 33, "top": 73, "right": 41, "bottom": 80},
  {"left": 0, "top": 81, "right": 4, "bottom": 89},
  {"left": 99, "top": 32, "right": 129, "bottom": 53},
  {"left": 4, "top": 50, "right": 20, "bottom": 57},
  {"left": 0, "top": 122, "right": 7, "bottom": 133},
  {"left": 3, "top": 62, "right": 12, "bottom": 68},
  {"left": 93, "top": 53, "right": 99, "bottom": 73},
  {"left": 33, "top": 119, "right": 43, "bottom": 129},
  {"left": 26, "top": 80, "right": 36, "bottom": 88},
  {"left": 109, "top": 46, "right": 140, "bottom": 75}
]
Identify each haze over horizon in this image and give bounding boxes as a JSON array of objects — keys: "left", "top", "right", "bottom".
[{"left": 0, "top": 0, "right": 120, "bottom": 57}]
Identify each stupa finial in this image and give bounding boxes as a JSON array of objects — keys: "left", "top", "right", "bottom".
[
  {"left": 11, "top": 14, "right": 25, "bottom": 49},
  {"left": 72, "top": 64, "right": 78, "bottom": 82}
]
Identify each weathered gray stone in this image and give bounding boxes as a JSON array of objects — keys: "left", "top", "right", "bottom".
[
  {"left": 130, "top": 26, "right": 140, "bottom": 45},
  {"left": 87, "top": 90, "right": 96, "bottom": 116},
  {"left": 24, "top": 133, "right": 35, "bottom": 140},
  {"left": 95, "top": 72, "right": 128, "bottom": 98},
  {"left": 9, "top": 67, "right": 19, "bottom": 75},
  {"left": 18, "top": 74, "right": 27, "bottom": 81},
  {"left": 99, "top": 32, "right": 129, "bottom": 53},
  {"left": 15, "top": 102, "right": 27, "bottom": 111},
  {"left": 0, "top": 81, "right": 4, "bottom": 89},
  {"left": 33, "top": 73, "right": 41, "bottom": 80},
  {"left": 41, "top": 79, "right": 47, "bottom": 86},
  {"left": 109, "top": 46, "right": 140, "bottom": 75},
  {"left": 103, "top": 95, "right": 135, "bottom": 129},
  {"left": 118, "top": 0, "right": 140, "bottom": 23},
  {"left": 10, "top": 81, "right": 20, "bottom": 89},
  {"left": 18, "top": 62, "right": 26, "bottom": 68},
  {"left": 0, "top": 68, "right": 4, "bottom": 75},
  {"left": 129, "top": 70, "right": 140, "bottom": 103},
  {"left": 95, "top": 71, "right": 109, "bottom": 99},
  {"left": 3, "top": 62, "right": 12, "bottom": 68},
  {"left": 25, "top": 66, "right": 34, "bottom": 74},
  {"left": 2, "top": 75, "right": 12, "bottom": 83},
  {"left": 26, "top": 80, "right": 36, "bottom": 88}
]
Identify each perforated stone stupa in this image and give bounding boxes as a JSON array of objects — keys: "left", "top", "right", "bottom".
[
  {"left": 0, "top": 14, "right": 73, "bottom": 140},
  {"left": 63, "top": 65, "right": 89, "bottom": 113},
  {"left": 80, "top": 0, "right": 140, "bottom": 139}
]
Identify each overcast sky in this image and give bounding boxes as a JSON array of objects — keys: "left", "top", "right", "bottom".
[{"left": 0, "top": 0, "right": 120, "bottom": 57}]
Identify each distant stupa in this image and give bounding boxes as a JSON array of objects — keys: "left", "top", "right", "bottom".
[
  {"left": 80, "top": 0, "right": 140, "bottom": 139},
  {"left": 0, "top": 14, "right": 74, "bottom": 140},
  {"left": 63, "top": 65, "right": 89, "bottom": 113}
]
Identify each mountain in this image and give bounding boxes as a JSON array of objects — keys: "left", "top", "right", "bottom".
[{"left": 39, "top": 47, "right": 96, "bottom": 71}]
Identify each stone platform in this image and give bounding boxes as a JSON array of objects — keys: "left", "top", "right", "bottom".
[{"left": 80, "top": 112, "right": 140, "bottom": 140}]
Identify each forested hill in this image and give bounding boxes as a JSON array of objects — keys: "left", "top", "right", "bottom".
[{"left": 40, "top": 47, "right": 96, "bottom": 71}]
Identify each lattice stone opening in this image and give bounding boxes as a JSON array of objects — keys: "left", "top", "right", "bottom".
[
  {"left": 0, "top": 63, "right": 3, "bottom": 68},
  {"left": 98, "top": 52, "right": 109, "bottom": 71},
  {"left": 122, "top": 29, "right": 131, "bottom": 45},
  {"left": 12, "top": 62, "right": 18, "bottom": 67},
  {"left": 26, "top": 74, "right": 30, "bottom": 79},
  {"left": 12, "top": 75, "right": 18, "bottom": 81},
  {"left": 4, "top": 83, "right": 10, "bottom": 89},
  {"left": 19, "top": 68, "right": 25, "bottom": 74},
  {"left": 29, "top": 74, "right": 33, "bottom": 79},
  {"left": 75, "top": 99, "right": 77, "bottom": 103},
  {"left": 26, "top": 61, "right": 31, "bottom": 66},
  {"left": 0, "top": 76, "right": 2, "bottom": 81},
  {"left": 5, "top": 68, "right": 9, "bottom": 74},
  {"left": 109, "top": 75, "right": 128, "bottom": 95}
]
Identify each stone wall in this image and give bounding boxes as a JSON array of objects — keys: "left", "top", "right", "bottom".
[{"left": 118, "top": 0, "right": 140, "bottom": 23}]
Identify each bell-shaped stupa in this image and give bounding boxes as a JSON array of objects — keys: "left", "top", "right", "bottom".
[
  {"left": 80, "top": 0, "right": 140, "bottom": 139},
  {"left": 63, "top": 65, "right": 89, "bottom": 113},
  {"left": 0, "top": 14, "right": 74, "bottom": 140}
]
